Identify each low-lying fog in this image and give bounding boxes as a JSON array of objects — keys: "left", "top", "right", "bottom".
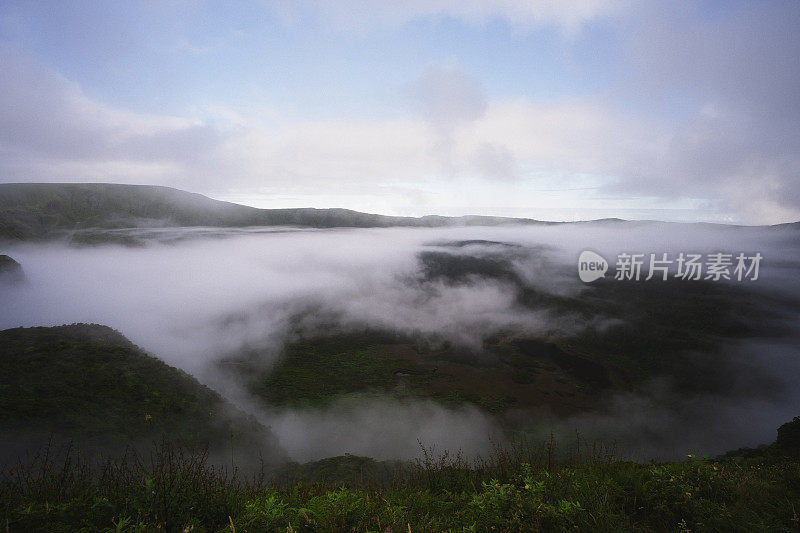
[{"left": 2, "top": 222, "right": 799, "bottom": 462}]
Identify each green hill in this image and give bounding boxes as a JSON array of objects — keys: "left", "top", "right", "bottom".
[
  {"left": 0, "top": 183, "right": 541, "bottom": 240},
  {"left": 1, "top": 327, "right": 799, "bottom": 530},
  {"left": 0, "top": 324, "right": 284, "bottom": 462},
  {"left": 0, "top": 254, "right": 25, "bottom": 284}
]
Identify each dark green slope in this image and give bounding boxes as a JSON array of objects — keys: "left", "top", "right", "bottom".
[
  {"left": 0, "top": 324, "right": 284, "bottom": 462},
  {"left": 0, "top": 183, "right": 540, "bottom": 240},
  {"left": 0, "top": 254, "right": 25, "bottom": 285}
]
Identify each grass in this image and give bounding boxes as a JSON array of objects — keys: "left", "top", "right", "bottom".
[
  {"left": 2, "top": 435, "right": 799, "bottom": 532},
  {"left": 4, "top": 317, "right": 799, "bottom": 530}
]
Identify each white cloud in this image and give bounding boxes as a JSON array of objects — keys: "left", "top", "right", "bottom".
[
  {"left": 409, "top": 61, "right": 488, "bottom": 175},
  {"left": 611, "top": 0, "right": 800, "bottom": 224},
  {"left": 455, "top": 98, "right": 658, "bottom": 176},
  {"left": 411, "top": 61, "right": 487, "bottom": 129},
  {"left": 2, "top": 42, "right": 799, "bottom": 224},
  {"left": 0, "top": 47, "right": 222, "bottom": 183},
  {"left": 4, "top": 223, "right": 799, "bottom": 459},
  {"left": 274, "top": 0, "right": 632, "bottom": 35}
]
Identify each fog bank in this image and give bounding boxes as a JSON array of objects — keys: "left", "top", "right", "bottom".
[{"left": 2, "top": 222, "right": 799, "bottom": 461}]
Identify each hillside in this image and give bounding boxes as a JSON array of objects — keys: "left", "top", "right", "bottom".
[
  {"left": 0, "top": 183, "right": 541, "bottom": 240},
  {"left": 0, "top": 254, "right": 25, "bottom": 285},
  {"left": 0, "top": 324, "right": 284, "bottom": 463}
]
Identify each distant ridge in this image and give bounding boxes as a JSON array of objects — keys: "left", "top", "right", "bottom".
[{"left": 0, "top": 183, "right": 547, "bottom": 240}]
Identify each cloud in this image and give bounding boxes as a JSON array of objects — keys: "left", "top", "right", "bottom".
[
  {"left": 3, "top": 5, "right": 800, "bottom": 225},
  {"left": 207, "top": 115, "right": 435, "bottom": 189},
  {"left": 210, "top": 93, "right": 651, "bottom": 200},
  {"left": 411, "top": 62, "right": 487, "bottom": 129},
  {"left": 607, "top": 0, "right": 800, "bottom": 223},
  {"left": 0, "top": 47, "right": 224, "bottom": 183},
  {"left": 2, "top": 223, "right": 799, "bottom": 460},
  {"left": 409, "top": 61, "right": 488, "bottom": 175},
  {"left": 0, "top": 53, "right": 634, "bottom": 196},
  {"left": 471, "top": 142, "right": 519, "bottom": 182},
  {"left": 270, "top": 397, "right": 501, "bottom": 462},
  {"left": 273, "top": 0, "right": 632, "bottom": 35},
  {"left": 455, "top": 98, "right": 656, "bottom": 176},
  {"left": 0, "top": 48, "right": 436, "bottom": 192}
]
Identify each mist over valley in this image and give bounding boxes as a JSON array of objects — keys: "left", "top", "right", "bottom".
[
  {"left": 3, "top": 192, "right": 798, "bottom": 465},
  {"left": 4, "top": 2, "right": 800, "bottom": 527}
]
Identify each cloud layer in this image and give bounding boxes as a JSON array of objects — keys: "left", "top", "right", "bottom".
[
  {"left": 1, "top": 2, "right": 799, "bottom": 223},
  {"left": 2, "top": 223, "right": 799, "bottom": 460}
]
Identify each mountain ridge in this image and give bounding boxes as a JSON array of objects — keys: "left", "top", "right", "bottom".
[
  {"left": 0, "top": 182, "right": 550, "bottom": 240},
  {"left": 1, "top": 182, "right": 796, "bottom": 241}
]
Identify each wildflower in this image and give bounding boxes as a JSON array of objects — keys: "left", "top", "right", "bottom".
[
  {"left": 687, "top": 454, "right": 693, "bottom": 458},
  {"left": 525, "top": 484, "right": 530, "bottom": 490},
  {"left": 145, "top": 414, "right": 152, "bottom": 421}
]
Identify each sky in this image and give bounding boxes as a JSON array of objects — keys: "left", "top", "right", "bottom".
[{"left": 0, "top": 0, "right": 799, "bottom": 224}]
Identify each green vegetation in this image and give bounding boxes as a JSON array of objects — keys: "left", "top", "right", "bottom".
[
  {"left": 271, "top": 453, "right": 405, "bottom": 488},
  {"left": 255, "top": 344, "right": 404, "bottom": 407},
  {"left": 0, "top": 183, "right": 540, "bottom": 241},
  {"left": 0, "top": 324, "right": 283, "bottom": 460},
  {"left": 2, "top": 324, "right": 799, "bottom": 530},
  {"left": 229, "top": 331, "right": 600, "bottom": 414},
  {"left": 416, "top": 245, "right": 796, "bottom": 396},
  {"left": 233, "top": 289, "right": 768, "bottom": 415},
  {"left": 567, "top": 276, "right": 789, "bottom": 391},
  {"left": 232, "top": 333, "right": 430, "bottom": 409},
  {"left": 2, "top": 428, "right": 799, "bottom": 532},
  {"left": 215, "top": 245, "right": 796, "bottom": 422}
]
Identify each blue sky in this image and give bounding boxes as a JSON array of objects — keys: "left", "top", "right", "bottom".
[{"left": 1, "top": 1, "right": 799, "bottom": 223}]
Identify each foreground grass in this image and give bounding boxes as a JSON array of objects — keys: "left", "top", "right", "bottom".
[
  {"left": 238, "top": 460, "right": 800, "bottom": 532},
  {"left": 3, "top": 439, "right": 799, "bottom": 532}
]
